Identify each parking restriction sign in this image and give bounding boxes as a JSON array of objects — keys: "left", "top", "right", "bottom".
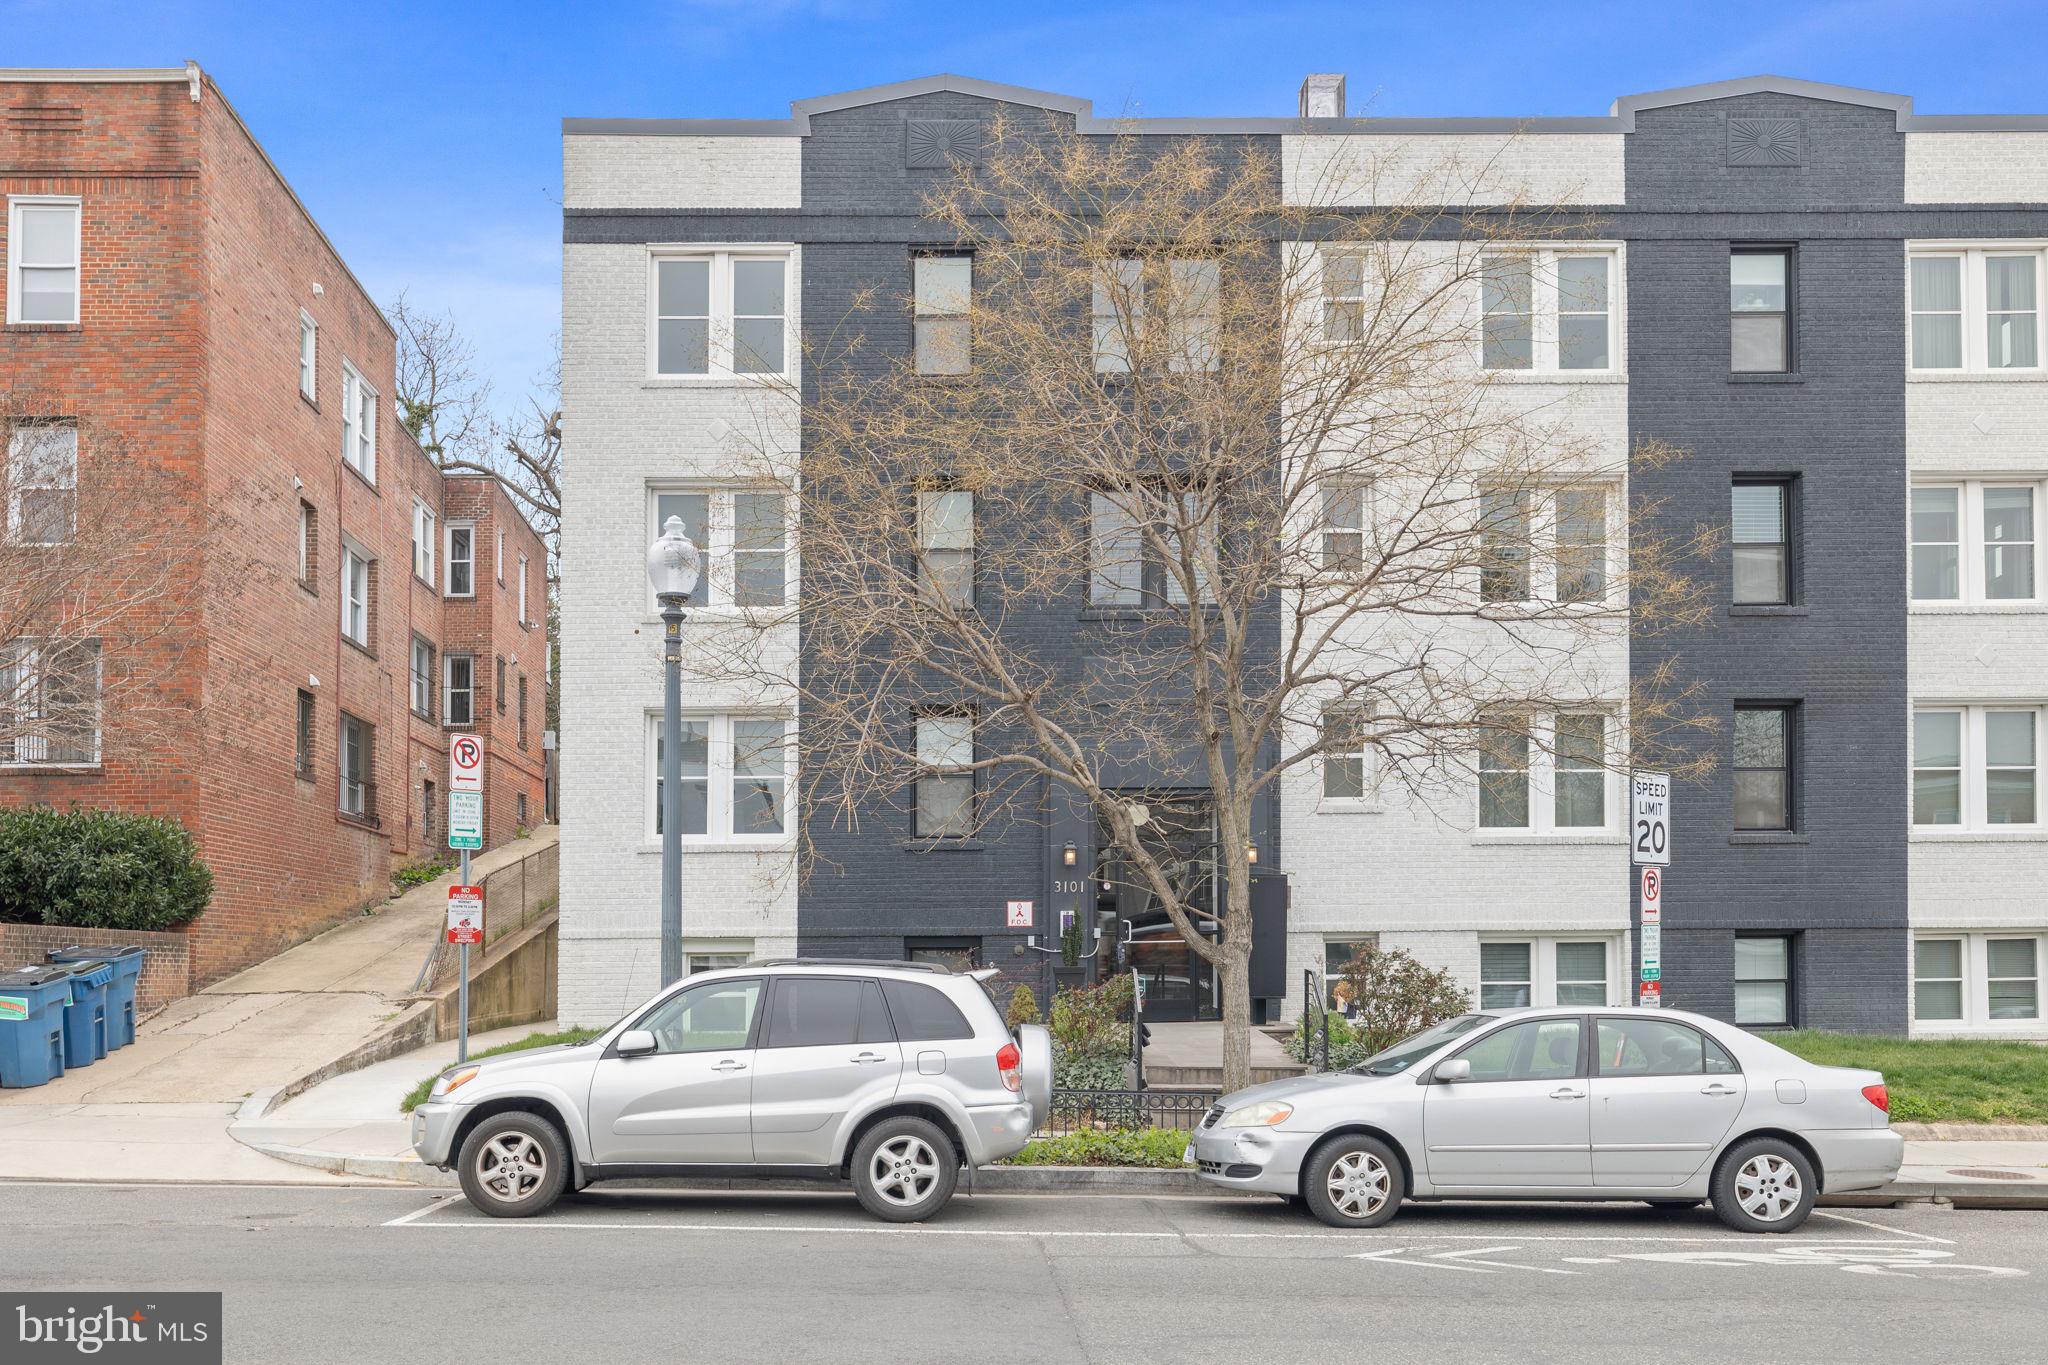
[
  {"left": 446, "top": 885, "right": 484, "bottom": 945},
  {"left": 449, "top": 735, "right": 485, "bottom": 794}
]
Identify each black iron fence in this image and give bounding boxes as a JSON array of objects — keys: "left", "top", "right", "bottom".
[{"left": 1041, "top": 1088, "right": 1221, "bottom": 1137}]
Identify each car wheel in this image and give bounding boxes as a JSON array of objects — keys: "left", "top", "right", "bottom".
[
  {"left": 851, "top": 1116, "right": 959, "bottom": 1223},
  {"left": 457, "top": 1111, "right": 569, "bottom": 1218},
  {"left": 1303, "top": 1134, "right": 1404, "bottom": 1229},
  {"left": 1711, "top": 1137, "right": 1817, "bottom": 1234}
]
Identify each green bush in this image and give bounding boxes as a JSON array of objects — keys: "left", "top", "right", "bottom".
[
  {"left": 1000, "top": 1128, "right": 1191, "bottom": 1168},
  {"left": 0, "top": 806, "right": 212, "bottom": 932},
  {"left": 1287, "top": 944, "right": 1470, "bottom": 1070},
  {"left": 1004, "top": 982, "right": 1042, "bottom": 1030},
  {"left": 1048, "top": 975, "right": 1134, "bottom": 1091}
]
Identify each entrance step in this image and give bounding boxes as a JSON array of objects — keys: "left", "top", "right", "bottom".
[{"left": 1144, "top": 1063, "right": 1309, "bottom": 1088}]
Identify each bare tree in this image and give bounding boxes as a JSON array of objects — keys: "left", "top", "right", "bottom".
[{"left": 714, "top": 118, "right": 1719, "bottom": 1090}]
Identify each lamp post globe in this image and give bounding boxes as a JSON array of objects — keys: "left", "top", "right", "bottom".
[{"left": 647, "top": 515, "right": 699, "bottom": 986}]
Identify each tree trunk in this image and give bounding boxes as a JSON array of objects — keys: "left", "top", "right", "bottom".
[{"left": 1216, "top": 940, "right": 1254, "bottom": 1095}]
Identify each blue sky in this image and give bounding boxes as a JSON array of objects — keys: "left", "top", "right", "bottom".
[{"left": 10, "top": 0, "right": 2046, "bottom": 418}]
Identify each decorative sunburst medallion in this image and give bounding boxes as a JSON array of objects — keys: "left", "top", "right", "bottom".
[
  {"left": 1727, "top": 117, "right": 1802, "bottom": 166},
  {"left": 906, "top": 119, "right": 980, "bottom": 168}
]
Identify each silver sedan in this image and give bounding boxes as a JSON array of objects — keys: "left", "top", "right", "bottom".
[{"left": 1190, "top": 1006, "right": 1902, "bottom": 1233}]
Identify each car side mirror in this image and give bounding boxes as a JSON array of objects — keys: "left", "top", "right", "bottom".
[
  {"left": 616, "top": 1029, "right": 657, "bottom": 1057},
  {"left": 1434, "top": 1058, "right": 1472, "bottom": 1083}
]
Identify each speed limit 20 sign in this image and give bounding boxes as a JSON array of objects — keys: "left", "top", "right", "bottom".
[{"left": 1630, "top": 771, "right": 1671, "bottom": 867}]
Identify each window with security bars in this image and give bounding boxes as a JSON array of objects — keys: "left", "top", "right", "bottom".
[
  {"left": 0, "top": 640, "right": 100, "bottom": 766},
  {"left": 5, "top": 423, "right": 77, "bottom": 545}
]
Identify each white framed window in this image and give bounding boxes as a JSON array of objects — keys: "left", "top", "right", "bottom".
[
  {"left": 914, "top": 253, "right": 971, "bottom": 374},
  {"left": 1909, "top": 245, "right": 2047, "bottom": 373},
  {"left": 1322, "top": 252, "right": 1367, "bottom": 342},
  {"left": 1479, "top": 937, "right": 1617, "bottom": 1009},
  {"left": 1914, "top": 933, "right": 2045, "bottom": 1028},
  {"left": 411, "top": 500, "right": 436, "bottom": 585},
  {"left": 339, "top": 361, "right": 377, "bottom": 482},
  {"left": 914, "top": 712, "right": 975, "bottom": 838},
  {"left": 443, "top": 653, "right": 474, "bottom": 727},
  {"left": 1910, "top": 480, "right": 2041, "bottom": 605},
  {"left": 1477, "top": 712, "right": 1614, "bottom": 834},
  {"left": 340, "top": 542, "right": 372, "bottom": 647},
  {"left": 0, "top": 639, "right": 100, "bottom": 767},
  {"left": 410, "top": 637, "right": 434, "bottom": 719},
  {"left": 518, "top": 553, "right": 530, "bottom": 624},
  {"left": 5, "top": 422, "right": 77, "bottom": 545},
  {"left": 298, "top": 311, "right": 318, "bottom": 401},
  {"left": 444, "top": 522, "right": 474, "bottom": 598},
  {"left": 1092, "top": 256, "right": 1222, "bottom": 374},
  {"left": 1734, "top": 935, "right": 1794, "bottom": 1027},
  {"left": 1913, "top": 705, "right": 2040, "bottom": 830},
  {"left": 1087, "top": 490, "right": 1217, "bottom": 606},
  {"left": 1479, "top": 486, "right": 1611, "bottom": 605},
  {"left": 1478, "top": 248, "right": 1621, "bottom": 374},
  {"left": 649, "top": 248, "right": 791, "bottom": 378},
  {"left": 338, "top": 711, "right": 374, "bottom": 819},
  {"left": 1320, "top": 480, "right": 1367, "bottom": 573},
  {"left": 495, "top": 527, "right": 505, "bottom": 584},
  {"left": 646, "top": 713, "right": 791, "bottom": 843},
  {"left": 6, "top": 195, "right": 81, "bottom": 325},
  {"left": 1320, "top": 704, "right": 1371, "bottom": 802},
  {"left": 918, "top": 489, "right": 974, "bottom": 607},
  {"left": 647, "top": 486, "right": 790, "bottom": 610}
]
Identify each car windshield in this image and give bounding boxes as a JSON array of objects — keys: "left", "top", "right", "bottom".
[{"left": 1347, "top": 1014, "right": 1493, "bottom": 1076}]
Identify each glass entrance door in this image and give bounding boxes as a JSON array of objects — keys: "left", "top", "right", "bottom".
[{"left": 1100, "top": 794, "right": 1219, "bottom": 1021}]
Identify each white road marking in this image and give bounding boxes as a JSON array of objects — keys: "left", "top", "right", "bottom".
[
  {"left": 1347, "top": 1247, "right": 1492, "bottom": 1273},
  {"left": 381, "top": 1199, "right": 458, "bottom": 1228},
  {"left": 1430, "top": 1245, "right": 1579, "bottom": 1275},
  {"left": 1810, "top": 1209, "right": 1955, "bottom": 1246},
  {"left": 1564, "top": 1257, "right": 1620, "bottom": 1264}
]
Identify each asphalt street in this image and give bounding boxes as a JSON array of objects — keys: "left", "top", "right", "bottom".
[{"left": 7, "top": 1183, "right": 2044, "bottom": 1364}]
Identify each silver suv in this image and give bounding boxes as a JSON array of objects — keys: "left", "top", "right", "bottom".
[{"left": 411, "top": 959, "right": 1052, "bottom": 1222}]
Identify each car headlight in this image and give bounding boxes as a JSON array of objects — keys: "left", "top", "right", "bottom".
[
  {"left": 1219, "top": 1100, "right": 1294, "bottom": 1128},
  {"left": 429, "top": 1067, "right": 479, "bottom": 1101}
]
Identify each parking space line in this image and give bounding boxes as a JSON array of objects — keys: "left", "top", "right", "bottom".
[
  {"left": 1810, "top": 1210, "right": 1953, "bottom": 1245},
  {"left": 381, "top": 1199, "right": 461, "bottom": 1228}
]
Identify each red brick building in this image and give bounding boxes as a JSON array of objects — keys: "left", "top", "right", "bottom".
[{"left": 0, "top": 65, "right": 547, "bottom": 986}]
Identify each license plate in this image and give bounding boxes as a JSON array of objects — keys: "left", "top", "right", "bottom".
[{"left": 1182, "top": 1142, "right": 1194, "bottom": 1164}]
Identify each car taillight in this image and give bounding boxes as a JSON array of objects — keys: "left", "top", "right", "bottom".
[
  {"left": 1862, "top": 1083, "right": 1890, "bottom": 1114},
  {"left": 997, "top": 1041, "right": 1022, "bottom": 1093}
]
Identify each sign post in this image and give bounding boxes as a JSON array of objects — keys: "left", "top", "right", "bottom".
[
  {"left": 446, "top": 884, "right": 484, "bottom": 1062},
  {"left": 448, "top": 737, "right": 486, "bottom": 1060},
  {"left": 1631, "top": 772, "right": 1671, "bottom": 1007}
]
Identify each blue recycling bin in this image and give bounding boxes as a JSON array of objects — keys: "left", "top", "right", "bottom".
[
  {"left": 53, "top": 959, "right": 113, "bottom": 1068},
  {"left": 0, "top": 965, "right": 72, "bottom": 1088},
  {"left": 49, "top": 945, "right": 144, "bottom": 1050}
]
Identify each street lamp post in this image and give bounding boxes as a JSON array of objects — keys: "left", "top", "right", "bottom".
[{"left": 646, "top": 515, "right": 702, "bottom": 987}]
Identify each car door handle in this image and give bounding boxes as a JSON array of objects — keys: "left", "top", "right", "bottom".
[
  {"left": 712, "top": 1060, "right": 747, "bottom": 1073},
  {"left": 1702, "top": 1083, "right": 1739, "bottom": 1097},
  {"left": 1549, "top": 1086, "right": 1586, "bottom": 1100},
  {"left": 850, "top": 1052, "right": 889, "bottom": 1065}
]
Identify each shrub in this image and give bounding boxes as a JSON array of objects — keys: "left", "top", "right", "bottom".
[
  {"left": 392, "top": 859, "right": 452, "bottom": 892},
  {"left": 1004, "top": 982, "right": 1042, "bottom": 1030},
  {"left": 1048, "top": 975, "right": 1134, "bottom": 1090},
  {"left": 1000, "top": 1128, "right": 1191, "bottom": 1168},
  {"left": 0, "top": 806, "right": 212, "bottom": 932},
  {"left": 1287, "top": 944, "right": 1469, "bottom": 1068}
]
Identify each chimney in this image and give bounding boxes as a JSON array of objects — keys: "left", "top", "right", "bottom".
[{"left": 1299, "top": 73, "right": 1346, "bottom": 119}]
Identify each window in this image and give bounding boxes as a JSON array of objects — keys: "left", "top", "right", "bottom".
[
  {"left": 339, "top": 362, "right": 376, "bottom": 482},
  {"left": 1322, "top": 252, "right": 1366, "bottom": 342},
  {"left": 1087, "top": 491, "right": 1216, "bottom": 606},
  {"left": 1479, "top": 938, "right": 1614, "bottom": 1009},
  {"left": 1910, "top": 247, "right": 2046, "bottom": 372},
  {"left": 915, "top": 713, "right": 975, "bottom": 838},
  {"left": 1321, "top": 481, "right": 1366, "bottom": 573},
  {"left": 1477, "top": 713, "right": 1611, "bottom": 833},
  {"left": 1477, "top": 487, "right": 1607, "bottom": 605},
  {"left": 1910, "top": 481, "right": 2039, "bottom": 604},
  {"left": 647, "top": 714, "right": 789, "bottom": 841},
  {"left": 298, "top": 311, "right": 318, "bottom": 401},
  {"left": 1595, "top": 1017, "right": 1738, "bottom": 1076},
  {"left": 515, "top": 791, "right": 527, "bottom": 826},
  {"left": 914, "top": 254, "right": 971, "bottom": 374},
  {"left": 339, "top": 712, "right": 374, "bottom": 821},
  {"left": 648, "top": 488, "right": 788, "bottom": 609},
  {"left": 297, "top": 501, "right": 318, "bottom": 588},
  {"left": 410, "top": 637, "right": 434, "bottom": 719},
  {"left": 1914, "top": 933, "right": 2046, "bottom": 1027},
  {"left": 1478, "top": 490, "right": 1530, "bottom": 602},
  {"left": 1323, "top": 936, "right": 1378, "bottom": 1010},
  {"left": 295, "top": 688, "right": 315, "bottom": 779},
  {"left": 1477, "top": 720, "right": 1530, "bottom": 830},
  {"left": 688, "top": 952, "right": 751, "bottom": 976},
  {"left": 518, "top": 554, "right": 531, "bottom": 624},
  {"left": 1092, "top": 257, "right": 1221, "bottom": 373},
  {"left": 1452, "top": 1017, "right": 1583, "bottom": 1082},
  {"left": 1553, "top": 714, "right": 1607, "bottom": 828},
  {"left": 1731, "top": 480, "right": 1793, "bottom": 605},
  {"left": 1731, "top": 248, "right": 1792, "bottom": 373},
  {"left": 0, "top": 640, "right": 100, "bottom": 766},
  {"left": 1734, "top": 935, "right": 1793, "bottom": 1027},
  {"left": 445, "top": 523, "right": 474, "bottom": 598},
  {"left": 411, "top": 500, "right": 435, "bottom": 585},
  {"left": 918, "top": 490, "right": 974, "bottom": 607},
  {"left": 651, "top": 251, "right": 789, "bottom": 377},
  {"left": 1914, "top": 706, "right": 2040, "bottom": 829},
  {"left": 879, "top": 979, "right": 974, "bottom": 1041},
  {"left": 1733, "top": 704, "right": 1794, "bottom": 831},
  {"left": 518, "top": 674, "right": 528, "bottom": 749},
  {"left": 443, "top": 654, "right": 474, "bottom": 727},
  {"left": 495, "top": 528, "right": 505, "bottom": 584},
  {"left": 765, "top": 978, "right": 877, "bottom": 1048},
  {"left": 1555, "top": 489, "right": 1607, "bottom": 603},
  {"left": 1479, "top": 250, "right": 1617, "bottom": 373},
  {"left": 636, "top": 978, "right": 763, "bottom": 1054},
  {"left": 907, "top": 940, "right": 982, "bottom": 973},
  {"left": 423, "top": 780, "right": 437, "bottom": 843},
  {"left": 7, "top": 196, "right": 81, "bottom": 324},
  {"left": 495, "top": 656, "right": 506, "bottom": 714},
  {"left": 1321, "top": 705, "right": 1368, "bottom": 800},
  {"left": 5, "top": 423, "right": 76, "bottom": 545},
  {"left": 340, "top": 544, "right": 372, "bottom": 648}
]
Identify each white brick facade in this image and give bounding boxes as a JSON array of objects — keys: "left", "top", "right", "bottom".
[
  {"left": 563, "top": 135, "right": 802, "bottom": 210},
  {"left": 1283, "top": 134, "right": 1625, "bottom": 208},
  {"left": 1905, "top": 134, "right": 2048, "bottom": 205}
]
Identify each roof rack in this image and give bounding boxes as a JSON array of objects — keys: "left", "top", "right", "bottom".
[{"left": 742, "top": 957, "right": 952, "bottom": 974}]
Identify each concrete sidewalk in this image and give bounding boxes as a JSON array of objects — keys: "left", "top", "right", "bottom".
[{"left": 0, "top": 828, "right": 556, "bottom": 1184}]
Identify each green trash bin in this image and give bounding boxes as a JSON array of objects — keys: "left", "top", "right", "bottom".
[{"left": 0, "top": 965, "right": 71, "bottom": 1088}]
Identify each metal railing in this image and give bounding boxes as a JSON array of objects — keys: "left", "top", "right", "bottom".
[
  {"left": 1302, "top": 968, "right": 1331, "bottom": 1072},
  {"left": 1040, "top": 1087, "right": 1221, "bottom": 1137},
  {"left": 410, "top": 837, "right": 559, "bottom": 995}
]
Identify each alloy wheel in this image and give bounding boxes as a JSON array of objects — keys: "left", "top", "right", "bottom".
[
  {"left": 475, "top": 1131, "right": 548, "bottom": 1203},
  {"left": 1734, "top": 1153, "right": 1802, "bottom": 1223},
  {"left": 1325, "top": 1150, "right": 1391, "bottom": 1220},
  {"left": 870, "top": 1135, "right": 940, "bottom": 1208}
]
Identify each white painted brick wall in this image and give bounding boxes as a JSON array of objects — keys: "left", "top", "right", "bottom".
[
  {"left": 563, "top": 135, "right": 802, "bottom": 209},
  {"left": 1284, "top": 134, "right": 1625, "bottom": 207},
  {"left": 1905, "top": 134, "right": 2048, "bottom": 204},
  {"left": 558, "top": 238, "right": 802, "bottom": 1026}
]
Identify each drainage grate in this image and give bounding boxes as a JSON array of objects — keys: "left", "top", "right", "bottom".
[{"left": 1947, "top": 1168, "right": 2038, "bottom": 1181}]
